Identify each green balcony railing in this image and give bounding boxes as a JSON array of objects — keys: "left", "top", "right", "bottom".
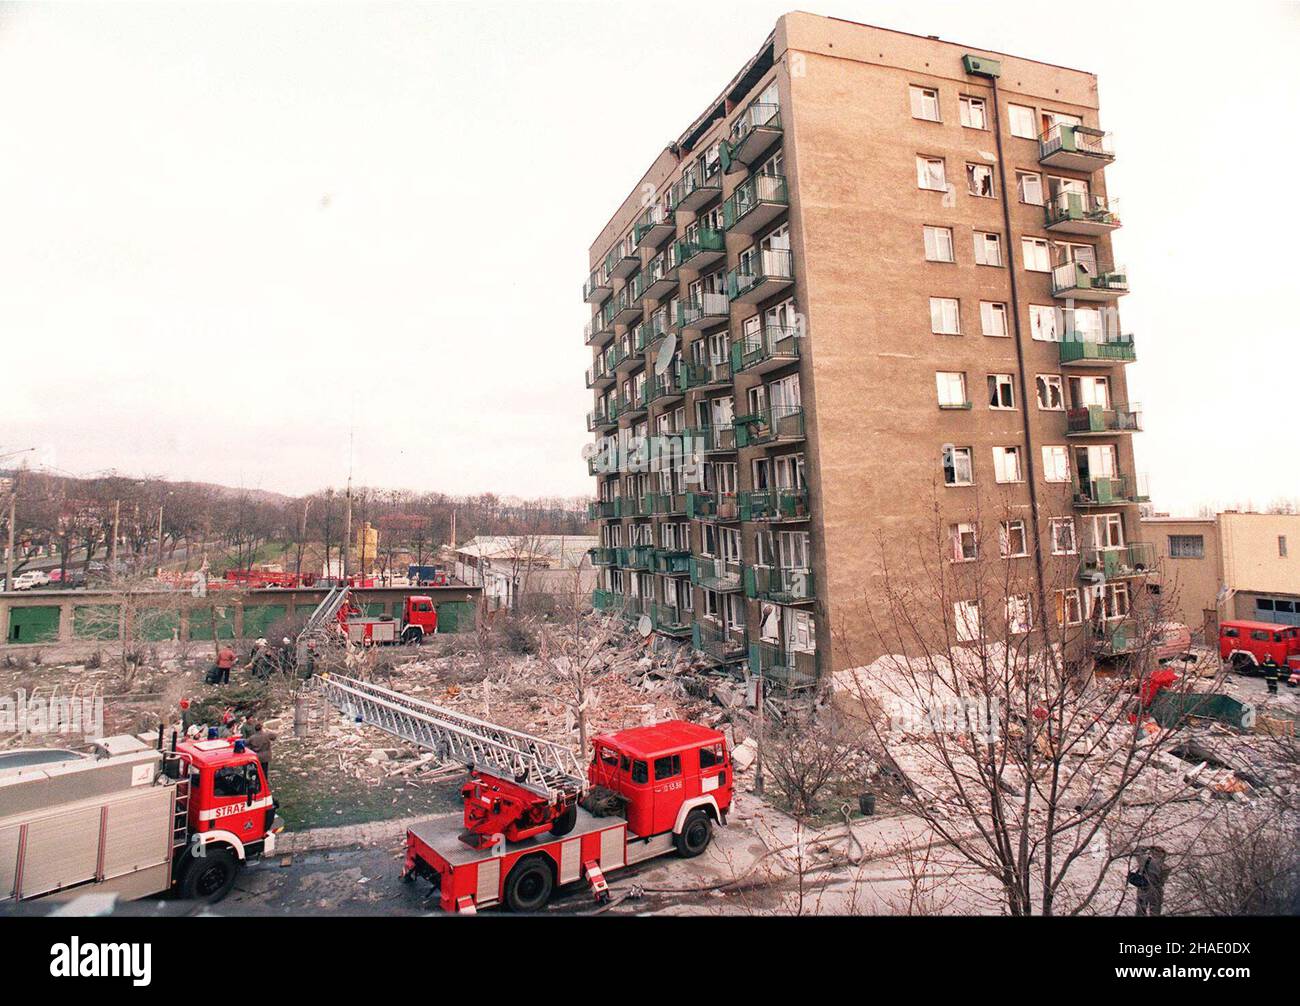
[
  {"left": 1059, "top": 332, "right": 1136, "bottom": 365},
  {"left": 730, "top": 323, "right": 800, "bottom": 374},
  {"left": 676, "top": 291, "right": 730, "bottom": 329},
  {"left": 685, "top": 491, "right": 739, "bottom": 522},
  {"left": 651, "top": 548, "right": 692, "bottom": 576},
  {"left": 1090, "top": 622, "right": 1136, "bottom": 656},
  {"left": 632, "top": 204, "right": 674, "bottom": 248},
  {"left": 648, "top": 601, "right": 692, "bottom": 637},
  {"left": 591, "top": 588, "right": 625, "bottom": 612},
  {"left": 686, "top": 424, "right": 737, "bottom": 454},
  {"left": 734, "top": 405, "right": 805, "bottom": 446},
  {"left": 642, "top": 491, "right": 686, "bottom": 516},
  {"left": 1044, "top": 191, "right": 1120, "bottom": 230},
  {"left": 738, "top": 488, "right": 809, "bottom": 522},
  {"left": 678, "top": 358, "right": 731, "bottom": 392},
  {"left": 743, "top": 565, "right": 814, "bottom": 604},
  {"left": 583, "top": 269, "right": 612, "bottom": 304},
  {"left": 690, "top": 555, "right": 743, "bottom": 592},
  {"left": 1039, "top": 123, "right": 1115, "bottom": 167},
  {"left": 1066, "top": 404, "right": 1142, "bottom": 435},
  {"left": 1073, "top": 474, "right": 1150, "bottom": 506},
  {"left": 670, "top": 161, "right": 722, "bottom": 211},
  {"left": 1050, "top": 262, "right": 1129, "bottom": 298},
  {"left": 647, "top": 369, "right": 683, "bottom": 405},
  {"left": 748, "top": 643, "right": 817, "bottom": 692},
  {"left": 693, "top": 621, "right": 748, "bottom": 665},
  {"left": 1079, "top": 542, "right": 1156, "bottom": 579},
  {"left": 589, "top": 546, "right": 621, "bottom": 567},
  {"left": 723, "top": 102, "right": 782, "bottom": 173},
  {"left": 723, "top": 174, "right": 788, "bottom": 231},
  {"left": 673, "top": 228, "right": 725, "bottom": 269},
  {"left": 623, "top": 544, "right": 654, "bottom": 571},
  {"left": 584, "top": 309, "right": 614, "bottom": 345}
]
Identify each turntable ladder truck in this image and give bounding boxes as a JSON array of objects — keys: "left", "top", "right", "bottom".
[{"left": 316, "top": 672, "right": 733, "bottom": 913}]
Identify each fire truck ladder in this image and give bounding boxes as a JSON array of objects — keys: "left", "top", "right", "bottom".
[
  {"left": 296, "top": 582, "right": 351, "bottom": 658},
  {"left": 317, "top": 672, "right": 585, "bottom": 803}
]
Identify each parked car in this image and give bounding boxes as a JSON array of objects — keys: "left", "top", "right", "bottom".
[{"left": 12, "top": 570, "right": 51, "bottom": 591}]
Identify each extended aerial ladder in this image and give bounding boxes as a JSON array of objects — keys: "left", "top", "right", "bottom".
[
  {"left": 316, "top": 672, "right": 587, "bottom": 848},
  {"left": 296, "top": 582, "right": 351, "bottom": 661}
]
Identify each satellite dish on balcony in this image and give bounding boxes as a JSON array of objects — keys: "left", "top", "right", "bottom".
[
  {"left": 637, "top": 615, "right": 653, "bottom": 638},
  {"left": 654, "top": 333, "right": 677, "bottom": 375}
]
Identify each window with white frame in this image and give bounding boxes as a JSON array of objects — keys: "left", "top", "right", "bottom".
[
  {"left": 959, "top": 94, "right": 987, "bottom": 129},
  {"left": 1017, "top": 171, "right": 1043, "bottom": 205},
  {"left": 1005, "top": 594, "right": 1033, "bottom": 633},
  {"left": 916, "top": 156, "right": 946, "bottom": 190},
  {"left": 955, "top": 600, "right": 982, "bottom": 642},
  {"left": 1030, "top": 304, "right": 1059, "bottom": 341},
  {"left": 950, "top": 522, "right": 978, "bottom": 562},
  {"left": 924, "top": 226, "right": 955, "bottom": 263},
  {"left": 1022, "top": 238, "right": 1052, "bottom": 272},
  {"left": 1036, "top": 374, "right": 1064, "bottom": 410},
  {"left": 1008, "top": 103, "right": 1037, "bottom": 138},
  {"left": 944, "top": 446, "right": 974, "bottom": 486},
  {"left": 999, "top": 520, "right": 1028, "bottom": 558},
  {"left": 1055, "top": 588, "right": 1083, "bottom": 626},
  {"left": 930, "top": 297, "right": 961, "bottom": 334},
  {"left": 987, "top": 373, "right": 1015, "bottom": 410},
  {"left": 980, "top": 301, "right": 1009, "bottom": 337},
  {"left": 910, "top": 85, "right": 940, "bottom": 121},
  {"left": 1041, "top": 445, "right": 1071, "bottom": 483},
  {"left": 1169, "top": 534, "right": 1204, "bottom": 559},
  {"left": 1090, "top": 512, "right": 1125, "bottom": 550},
  {"left": 993, "top": 446, "right": 1023, "bottom": 483},
  {"left": 936, "top": 371, "right": 968, "bottom": 408},
  {"left": 1050, "top": 517, "right": 1077, "bottom": 555},
  {"left": 973, "top": 231, "right": 1003, "bottom": 266},
  {"left": 966, "top": 163, "right": 995, "bottom": 198}
]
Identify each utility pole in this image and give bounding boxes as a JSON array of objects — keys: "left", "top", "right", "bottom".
[
  {"left": 155, "top": 497, "right": 164, "bottom": 573},
  {"left": 5, "top": 489, "right": 15, "bottom": 592},
  {"left": 109, "top": 499, "right": 120, "bottom": 583},
  {"left": 343, "top": 477, "right": 352, "bottom": 579}
]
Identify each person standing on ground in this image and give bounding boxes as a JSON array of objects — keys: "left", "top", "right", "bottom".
[
  {"left": 215, "top": 643, "right": 237, "bottom": 685},
  {"left": 248, "top": 722, "right": 277, "bottom": 776},
  {"left": 1262, "top": 654, "right": 1281, "bottom": 696},
  {"left": 1130, "top": 846, "right": 1168, "bottom": 917}
]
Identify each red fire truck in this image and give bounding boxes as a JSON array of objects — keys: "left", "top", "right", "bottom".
[
  {"left": 1219, "top": 620, "right": 1300, "bottom": 674},
  {"left": 0, "top": 731, "right": 280, "bottom": 904},
  {"left": 317, "top": 673, "right": 732, "bottom": 913},
  {"left": 335, "top": 594, "right": 439, "bottom": 644}
]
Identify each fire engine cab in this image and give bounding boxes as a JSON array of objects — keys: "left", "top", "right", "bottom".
[{"left": 1220, "top": 620, "right": 1300, "bottom": 675}]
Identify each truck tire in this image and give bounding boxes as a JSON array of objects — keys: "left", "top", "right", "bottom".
[
  {"left": 1230, "top": 653, "right": 1256, "bottom": 675},
  {"left": 549, "top": 803, "right": 577, "bottom": 837},
  {"left": 401, "top": 626, "right": 423, "bottom": 645},
  {"left": 177, "top": 846, "right": 240, "bottom": 903},
  {"left": 503, "top": 856, "right": 553, "bottom": 913},
  {"left": 674, "top": 809, "right": 713, "bottom": 858}
]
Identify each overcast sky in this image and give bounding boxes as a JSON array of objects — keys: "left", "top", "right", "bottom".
[{"left": 2, "top": 1, "right": 1297, "bottom": 514}]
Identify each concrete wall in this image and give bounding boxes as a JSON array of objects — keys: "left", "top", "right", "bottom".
[
  {"left": 1220, "top": 512, "right": 1300, "bottom": 597},
  {"left": 1142, "top": 517, "right": 1221, "bottom": 637}
]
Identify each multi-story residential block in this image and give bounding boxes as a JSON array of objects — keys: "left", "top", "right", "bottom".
[{"left": 584, "top": 13, "right": 1144, "bottom": 687}]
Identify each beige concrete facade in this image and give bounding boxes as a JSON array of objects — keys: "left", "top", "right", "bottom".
[{"left": 585, "top": 13, "right": 1145, "bottom": 683}]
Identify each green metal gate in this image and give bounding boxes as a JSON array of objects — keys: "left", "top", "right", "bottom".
[
  {"left": 7, "top": 606, "right": 61, "bottom": 644},
  {"left": 436, "top": 601, "right": 475, "bottom": 634},
  {"left": 74, "top": 604, "right": 121, "bottom": 641},
  {"left": 242, "top": 604, "right": 288, "bottom": 639}
]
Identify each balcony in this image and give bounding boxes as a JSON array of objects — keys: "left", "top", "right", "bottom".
[
  {"left": 677, "top": 291, "right": 731, "bottom": 332},
  {"left": 723, "top": 174, "right": 788, "bottom": 235},
  {"left": 591, "top": 588, "right": 625, "bottom": 613},
  {"left": 1039, "top": 123, "right": 1115, "bottom": 173},
  {"left": 583, "top": 268, "right": 612, "bottom": 305},
  {"left": 605, "top": 244, "right": 640, "bottom": 281},
  {"left": 1072, "top": 473, "right": 1150, "bottom": 507},
  {"left": 744, "top": 565, "right": 814, "bottom": 605},
  {"left": 611, "top": 287, "right": 643, "bottom": 326},
  {"left": 1090, "top": 622, "right": 1137, "bottom": 657},
  {"left": 675, "top": 228, "right": 726, "bottom": 272},
  {"left": 1044, "top": 192, "right": 1121, "bottom": 236},
  {"left": 646, "top": 368, "right": 684, "bottom": 408},
  {"left": 584, "top": 308, "right": 614, "bottom": 347},
  {"left": 633, "top": 204, "right": 675, "bottom": 250},
  {"left": 588, "top": 496, "right": 622, "bottom": 518},
  {"left": 618, "top": 388, "right": 647, "bottom": 421},
  {"left": 648, "top": 601, "right": 692, "bottom": 638},
  {"left": 693, "top": 621, "right": 748, "bottom": 666},
  {"left": 728, "top": 248, "right": 794, "bottom": 304},
  {"left": 585, "top": 355, "right": 614, "bottom": 390},
  {"left": 624, "top": 544, "right": 655, "bottom": 571},
  {"left": 748, "top": 643, "right": 817, "bottom": 693},
  {"left": 685, "top": 491, "right": 739, "bottom": 522},
  {"left": 586, "top": 408, "right": 614, "bottom": 433},
  {"left": 608, "top": 339, "right": 639, "bottom": 376},
  {"left": 671, "top": 162, "right": 722, "bottom": 213},
  {"left": 678, "top": 357, "right": 732, "bottom": 392},
  {"left": 738, "top": 488, "right": 809, "bottom": 522},
  {"left": 731, "top": 323, "right": 800, "bottom": 376},
  {"left": 687, "top": 424, "right": 736, "bottom": 454},
  {"left": 1051, "top": 262, "right": 1129, "bottom": 301},
  {"left": 643, "top": 251, "right": 679, "bottom": 301},
  {"left": 589, "top": 547, "right": 621, "bottom": 567},
  {"left": 1066, "top": 404, "right": 1143, "bottom": 436},
  {"left": 724, "top": 103, "right": 782, "bottom": 173},
  {"left": 642, "top": 308, "right": 672, "bottom": 350},
  {"left": 1059, "top": 331, "right": 1136, "bottom": 366},
  {"left": 734, "top": 405, "right": 805, "bottom": 447},
  {"left": 651, "top": 548, "right": 692, "bottom": 576},
  {"left": 690, "top": 555, "right": 742, "bottom": 592},
  {"left": 1079, "top": 542, "right": 1157, "bottom": 579}
]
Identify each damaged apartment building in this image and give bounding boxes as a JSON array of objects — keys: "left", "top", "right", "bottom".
[{"left": 583, "top": 13, "right": 1143, "bottom": 685}]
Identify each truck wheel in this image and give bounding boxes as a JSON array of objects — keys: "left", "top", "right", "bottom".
[
  {"left": 1231, "top": 654, "right": 1255, "bottom": 676},
  {"left": 178, "top": 847, "right": 239, "bottom": 903},
  {"left": 674, "top": 809, "right": 713, "bottom": 858},
  {"left": 504, "top": 856, "right": 553, "bottom": 913},
  {"left": 402, "top": 627, "right": 423, "bottom": 645},
  {"left": 549, "top": 803, "right": 577, "bottom": 837}
]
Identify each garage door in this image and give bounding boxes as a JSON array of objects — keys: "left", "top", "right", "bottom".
[
  {"left": 74, "top": 605, "right": 121, "bottom": 641},
  {"left": 242, "top": 604, "right": 287, "bottom": 639},
  {"left": 7, "top": 606, "right": 60, "bottom": 644}
]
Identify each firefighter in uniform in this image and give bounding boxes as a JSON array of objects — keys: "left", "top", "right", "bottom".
[{"left": 1262, "top": 654, "right": 1282, "bottom": 696}]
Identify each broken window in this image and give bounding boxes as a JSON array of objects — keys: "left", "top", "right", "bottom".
[
  {"left": 916, "top": 156, "right": 946, "bottom": 190},
  {"left": 987, "top": 374, "right": 1015, "bottom": 410},
  {"left": 955, "top": 600, "right": 982, "bottom": 642},
  {"left": 966, "top": 163, "right": 995, "bottom": 198},
  {"left": 1055, "top": 588, "right": 1083, "bottom": 626},
  {"left": 950, "top": 522, "right": 978, "bottom": 562},
  {"left": 999, "top": 520, "right": 1028, "bottom": 558},
  {"left": 1006, "top": 594, "right": 1034, "bottom": 634},
  {"left": 1049, "top": 518, "right": 1077, "bottom": 555},
  {"left": 944, "top": 446, "right": 974, "bottom": 486},
  {"left": 1036, "top": 374, "right": 1064, "bottom": 410},
  {"left": 992, "top": 446, "right": 1023, "bottom": 483},
  {"left": 1030, "top": 304, "right": 1059, "bottom": 341}
]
